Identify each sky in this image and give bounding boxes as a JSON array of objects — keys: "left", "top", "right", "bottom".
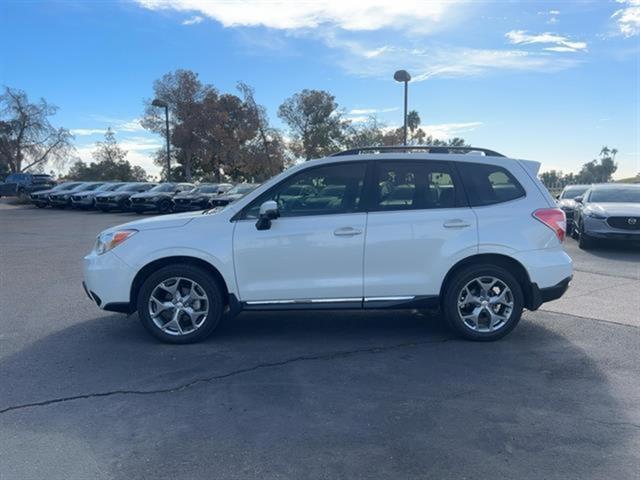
[{"left": 1, "top": 0, "right": 639, "bottom": 179}]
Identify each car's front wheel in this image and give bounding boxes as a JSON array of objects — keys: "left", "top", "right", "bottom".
[
  {"left": 577, "top": 220, "right": 594, "bottom": 249},
  {"left": 137, "top": 264, "right": 224, "bottom": 344},
  {"left": 443, "top": 265, "right": 524, "bottom": 341}
]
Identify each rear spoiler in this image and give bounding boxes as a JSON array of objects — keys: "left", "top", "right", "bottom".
[{"left": 518, "top": 159, "right": 541, "bottom": 176}]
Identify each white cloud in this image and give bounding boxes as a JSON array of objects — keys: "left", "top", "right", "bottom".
[
  {"left": 348, "top": 107, "right": 398, "bottom": 115},
  {"left": 71, "top": 128, "right": 106, "bottom": 136},
  {"left": 421, "top": 122, "right": 484, "bottom": 139},
  {"left": 73, "top": 135, "right": 162, "bottom": 177},
  {"left": 182, "top": 15, "right": 203, "bottom": 25},
  {"left": 135, "top": 0, "right": 452, "bottom": 32},
  {"left": 613, "top": 0, "right": 640, "bottom": 37},
  {"left": 505, "top": 30, "right": 587, "bottom": 52}
]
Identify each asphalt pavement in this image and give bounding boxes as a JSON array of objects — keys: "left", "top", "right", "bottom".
[{"left": 1, "top": 202, "right": 639, "bottom": 480}]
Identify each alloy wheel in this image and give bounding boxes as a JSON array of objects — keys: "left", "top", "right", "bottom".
[
  {"left": 148, "top": 277, "right": 209, "bottom": 336},
  {"left": 456, "top": 276, "right": 514, "bottom": 332}
]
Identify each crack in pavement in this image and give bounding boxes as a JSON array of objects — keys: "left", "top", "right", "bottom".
[{"left": 0, "top": 337, "right": 453, "bottom": 415}]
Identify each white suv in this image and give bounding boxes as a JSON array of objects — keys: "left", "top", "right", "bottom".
[{"left": 83, "top": 146, "right": 572, "bottom": 343}]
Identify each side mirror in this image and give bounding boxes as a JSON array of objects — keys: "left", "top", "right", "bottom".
[
  {"left": 574, "top": 196, "right": 583, "bottom": 204},
  {"left": 555, "top": 194, "right": 560, "bottom": 200},
  {"left": 256, "top": 200, "right": 279, "bottom": 230}
]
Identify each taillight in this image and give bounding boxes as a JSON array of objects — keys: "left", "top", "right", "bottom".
[{"left": 533, "top": 208, "right": 566, "bottom": 242}]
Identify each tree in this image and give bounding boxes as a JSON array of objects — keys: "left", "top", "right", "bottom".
[
  {"left": 237, "top": 82, "right": 288, "bottom": 181},
  {"left": 141, "top": 69, "right": 212, "bottom": 182},
  {"left": 0, "top": 87, "right": 73, "bottom": 173},
  {"left": 67, "top": 128, "right": 147, "bottom": 181},
  {"left": 278, "top": 89, "right": 349, "bottom": 160},
  {"left": 575, "top": 146, "right": 618, "bottom": 184}
]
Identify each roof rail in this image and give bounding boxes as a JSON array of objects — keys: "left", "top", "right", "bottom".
[{"left": 330, "top": 145, "right": 506, "bottom": 158}]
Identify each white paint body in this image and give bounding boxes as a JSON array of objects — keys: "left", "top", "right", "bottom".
[{"left": 84, "top": 153, "right": 573, "bottom": 309}]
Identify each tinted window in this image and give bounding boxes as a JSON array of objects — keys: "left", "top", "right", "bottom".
[
  {"left": 458, "top": 162, "right": 525, "bottom": 206},
  {"left": 244, "top": 163, "right": 366, "bottom": 218},
  {"left": 375, "top": 161, "right": 459, "bottom": 210},
  {"left": 589, "top": 187, "right": 640, "bottom": 203},
  {"left": 149, "top": 183, "right": 176, "bottom": 193},
  {"left": 560, "top": 186, "right": 588, "bottom": 199}
]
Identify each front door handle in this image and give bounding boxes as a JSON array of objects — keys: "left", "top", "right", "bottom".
[
  {"left": 334, "top": 227, "right": 363, "bottom": 237},
  {"left": 443, "top": 219, "right": 471, "bottom": 228}
]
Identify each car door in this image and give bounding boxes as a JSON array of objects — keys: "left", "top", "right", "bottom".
[
  {"left": 363, "top": 160, "right": 477, "bottom": 302},
  {"left": 233, "top": 161, "right": 368, "bottom": 304}
]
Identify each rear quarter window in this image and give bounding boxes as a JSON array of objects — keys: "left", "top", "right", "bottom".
[{"left": 457, "top": 162, "right": 525, "bottom": 206}]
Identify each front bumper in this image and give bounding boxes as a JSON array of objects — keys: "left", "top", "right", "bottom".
[
  {"left": 95, "top": 197, "right": 128, "bottom": 209},
  {"left": 583, "top": 217, "right": 640, "bottom": 241},
  {"left": 130, "top": 200, "right": 157, "bottom": 211},
  {"left": 83, "top": 250, "right": 136, "bottom": 311},
  {"left": 49, "top": 196, "right": 71, "bottom": 206},
  {"left": 172, "top": 200, "right": 195, "bottom": 211},
  {"left": 71, "top": 197, "right": 94, "bottom": 207}
]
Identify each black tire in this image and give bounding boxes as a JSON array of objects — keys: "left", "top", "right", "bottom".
[
  {"left": 99, "top": 207, "right": 110, "bottom": 212},
  {"left": 35, "top": 203, "right": 46, "bottom": 208},
  {"left": 158, "top": 199, "right": 172, "bottom": 214},
  {"left": 443, "top": 264, "right": 524, "bottom": 341},
  {"left": 576, "top": 220, "right": 594, "bottom": 249},
  {"left": 137, "top": 264, "right": 224, "bottom": 344}
]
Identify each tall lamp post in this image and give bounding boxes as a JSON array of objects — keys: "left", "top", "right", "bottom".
[
  {"left": 393, "top": 70, "right": 411, "bottom": 145},
  {"left": 152, "top": 99, "right": 171, "bottom": 181}
]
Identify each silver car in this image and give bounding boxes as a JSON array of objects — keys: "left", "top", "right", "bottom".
[{"left": 574, "top": 184, "right": 640, "bottom": 249}]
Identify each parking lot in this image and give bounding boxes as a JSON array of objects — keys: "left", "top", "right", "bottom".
[{"left": 1, "top": 201, "right": 639, "bottom": 479}]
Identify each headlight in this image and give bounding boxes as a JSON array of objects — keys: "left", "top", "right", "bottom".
[
  {"left": 584, "top": 208, "right": 606, "bottom": 219},
  {"left": 94, "top": 229, "right": 137, "bottom": 255}
]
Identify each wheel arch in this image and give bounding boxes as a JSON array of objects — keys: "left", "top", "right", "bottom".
[
  {"left": 439, "top": 253, "right": 537, "bottom": 310},
  {"left": 129, "top": 256, "right": 230, "bottom": 312}
]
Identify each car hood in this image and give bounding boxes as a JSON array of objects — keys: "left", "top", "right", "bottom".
[
  {"left": 32, "top": 188, "right": 56, "bottom": 196},
  {"left": 589, "top": 202, "right": 640, "bottom": 216},
  {"left": 105, "top": 210, "right": 206, "bottom": 233},
  {"left": 131, "top": 191, "right": 171, "bottom": 199},
  {"left": 98, "top": 191, "right": 130, "bottom": 199}
]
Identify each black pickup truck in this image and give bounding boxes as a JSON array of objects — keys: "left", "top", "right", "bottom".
[{"left": 0, "top": 173, "right": 56, "bottom": 200}]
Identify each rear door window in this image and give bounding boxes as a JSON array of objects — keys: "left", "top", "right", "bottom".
[
  {"left": 457, "top": 162, "right": 525, "bottom": 206},
  {"left": 374, "top": 161, "right": 462, "bottom": 211}
]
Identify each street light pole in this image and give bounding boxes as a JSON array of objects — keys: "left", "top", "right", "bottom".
[
  {"left": 393, "top": 70, "right": 412, "bottom": 146},
  {"left": 152, "top": 99, "right": 171, "bottom": 181}
]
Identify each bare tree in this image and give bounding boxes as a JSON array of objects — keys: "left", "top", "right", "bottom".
[{"left": 0, "top": 87, "right": 73, "bottom": 173}]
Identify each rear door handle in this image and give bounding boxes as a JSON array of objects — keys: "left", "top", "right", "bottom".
[
  {"left": 443, "top": 219, "right": 471, "bottom": 228},
  {"left": 334, "top": 227, "right": 363, "bottom": 237}
]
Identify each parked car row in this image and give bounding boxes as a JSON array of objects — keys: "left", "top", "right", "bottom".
[
  {"left": 556, "top": 183, "right": 640, "bottom": 249},
  {"left": 29, "top": 181, "right": 260, "bottom": 213}
]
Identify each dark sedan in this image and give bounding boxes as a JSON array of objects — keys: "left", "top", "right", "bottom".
[
  {"left": 129, "top": 182, "right": 195, "bottom": 214},
  {"left": 30, "top": 182, "right": 83, "bottom": 208},
  {"left": 71, "top": 182, "right": 126, "bottom": 209},
  {"left": 49, "top": 182, "right": 105, "bottom": 207},
  {"left": 556, "top": 184, "right": 590, "bottom": 235},
  {"left": 95, "top": 182, "right": 157, "bottom": 212},
  {"left": 208, "top": 183, "right": 259, "bottom": 208},
  {"left": 172, "top": 183, "right": 233, "bottom": 212},
  {"left": 574, "top": 184, "right": 640, "bottom": 249}
]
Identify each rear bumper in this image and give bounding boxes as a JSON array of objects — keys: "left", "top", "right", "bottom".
[{"left": 527, "top": 276, "right": 572, "bottom": 311}]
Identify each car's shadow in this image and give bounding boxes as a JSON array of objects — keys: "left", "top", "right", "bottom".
[{"left": 1, "top": 310, "right": 637, "bottom": 479}]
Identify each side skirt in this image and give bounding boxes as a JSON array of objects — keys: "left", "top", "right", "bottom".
[{"left": 230, "top": 295, "right": 439, "bottom": 313}]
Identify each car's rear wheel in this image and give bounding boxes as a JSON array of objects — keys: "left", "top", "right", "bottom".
[
  {"left": 137, "top": 264, "right": 224, "bottom": 344},
  {"left": 443, "top": 265, "right": 523, "bottom": 341}
]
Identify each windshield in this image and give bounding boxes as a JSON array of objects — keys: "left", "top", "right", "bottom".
[
  {"left": 561, "top": 186, "right": 589, "bottom": 199},
  {"left": 149, "top": 183, "right": 176, "bottom": 193},
  {"left": 53, "top": 182, "right": 80, "bottom": 191},
  {"left": 589, "top": 187, "right": 640, "bottom": 203},
  {"left": 81, "top": 183, "right": 104, "bottom": 191},
  {"left": 116, "top": 183, "right": 142, "bottom": 191},
  {"left": 228, "top": 184, "right": 256, "bottom": 195},
  {"left": 198, "top": 185, "right": 220, "bottom": 193}
]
